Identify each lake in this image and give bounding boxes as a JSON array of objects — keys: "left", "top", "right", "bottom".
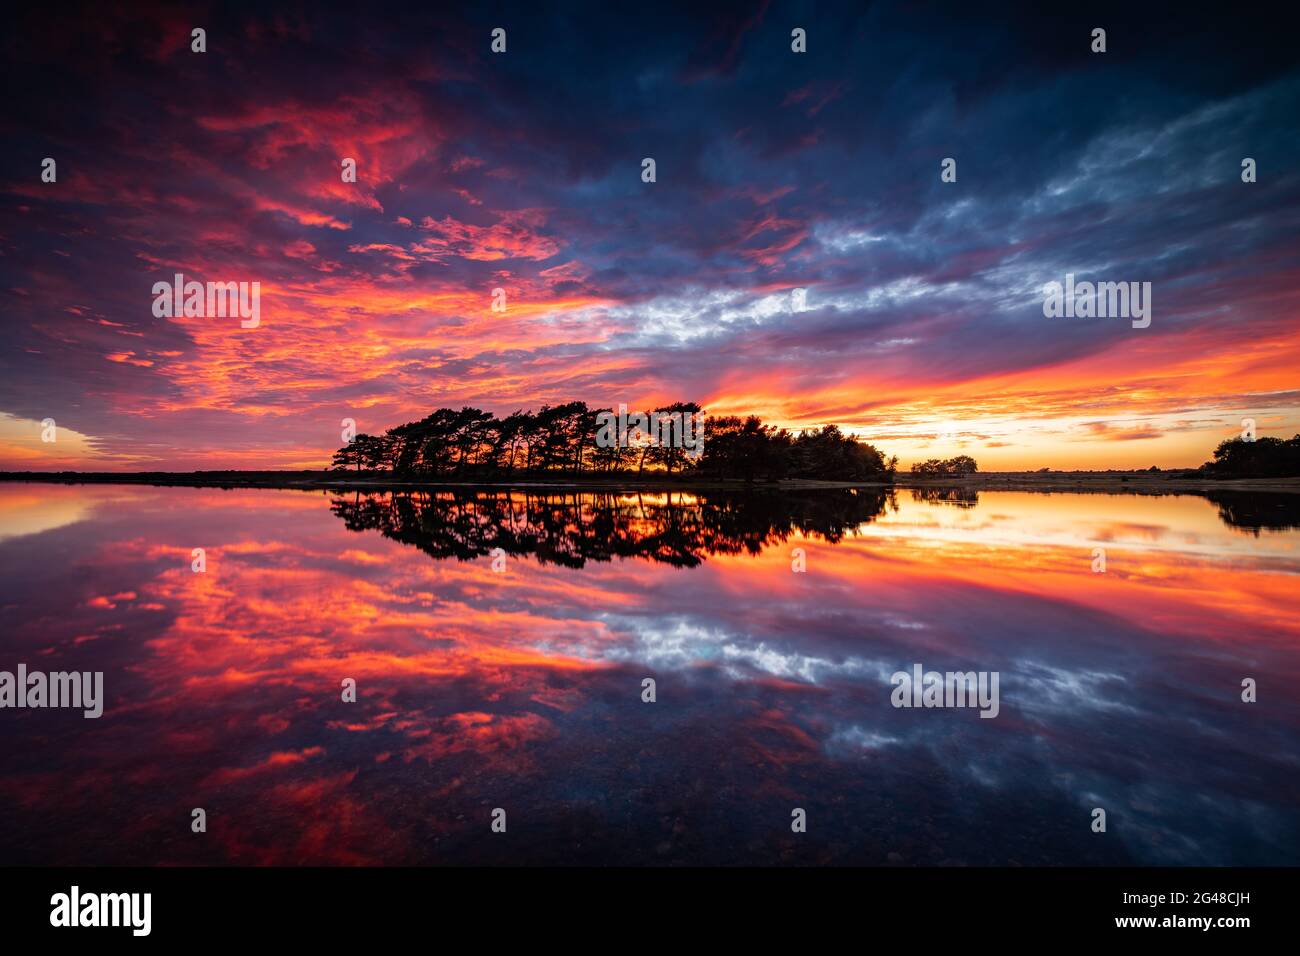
[{"left": 1, "top": 482, "right": 1297, "bottom": 865}]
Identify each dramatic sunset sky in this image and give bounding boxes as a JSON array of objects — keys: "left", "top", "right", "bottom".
[{"left": 2, "top": 1, "right": 1298, "bottom": 471}]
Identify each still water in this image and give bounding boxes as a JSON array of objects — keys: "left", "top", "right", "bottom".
[{"left": 1, "top": 483, "right": 1297, "bottom": 865}]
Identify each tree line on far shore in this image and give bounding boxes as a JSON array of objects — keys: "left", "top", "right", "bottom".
[
  {"left": 1203, "top": 434, "right": 1300, "bottom": 478},
  {"left": 330, "top": 403, "right": 898, "bottom": 481},
  {"left": 329, "top": 404, "right": 1300, "bottom": 484},
  {"left": 910, "top": 455, "right": 978, "bottom": 476}
]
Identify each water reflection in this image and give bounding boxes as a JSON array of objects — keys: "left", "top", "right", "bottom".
[
  {"left": 0, "top": 483, "right": 1296, "bottom": 866},
  {"left": 329, "top": 488, "right": 893, "bottom": 567},
  {"left": 910, "top": 487, "right": 980, "bottom": 509},
  {"left": 1204, "top": 489, "right": 1300, "bottom": 534}
]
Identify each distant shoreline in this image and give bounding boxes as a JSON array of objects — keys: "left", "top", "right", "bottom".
[{"left": 2, "top": 470, "right": 1299, "bottom": 494}]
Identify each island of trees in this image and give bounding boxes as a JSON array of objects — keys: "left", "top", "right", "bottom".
[{"left": 330, "top": 403, "right": 898, "bottom": 482}]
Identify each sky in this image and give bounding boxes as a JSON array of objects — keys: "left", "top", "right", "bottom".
[{"left": 2, "top": 0, "right": 1298, "bottom": 471}]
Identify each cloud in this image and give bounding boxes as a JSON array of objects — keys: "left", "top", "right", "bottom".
[{"left": 1, "top": 4, "right": 1297, "bottom": 470}]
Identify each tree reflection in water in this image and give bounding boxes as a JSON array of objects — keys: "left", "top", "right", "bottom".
[
  {"left": 910, "top": 487, "right": 980, "bottom": 509},
  {"left": 329, "top": 488, "right": 895, "bottom": 568},
  {"left": 1204, "top": 490, "right": 1300, "bottom": 534}
]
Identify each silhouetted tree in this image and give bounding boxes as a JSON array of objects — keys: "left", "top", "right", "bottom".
[
  {"left": 791, "top": 425, "right": 895, "bottom": 480},
  {"left": 646, "top": 402, "right": 704, "bottom": 475},
  {"left": 911, "top": 455, "right": 978, "bottom": 477},
  {"left": 331, "top": 441, "right": 362, "bottom": 472},
  {"left": 1203, "top": 435, "right": 1300, "bottom": 478},
  {"left": 328, "top": 402, "right": 896, "bottom": 483}
]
